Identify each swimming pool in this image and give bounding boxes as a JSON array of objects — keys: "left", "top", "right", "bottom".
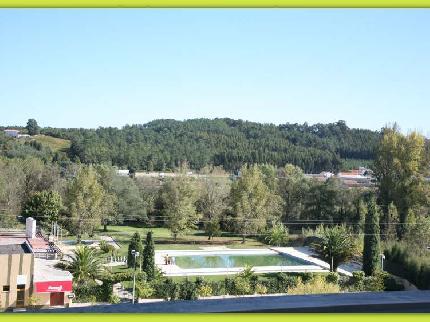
[{"left": 174, "top": 253, "right": 310, "bottom": 269}]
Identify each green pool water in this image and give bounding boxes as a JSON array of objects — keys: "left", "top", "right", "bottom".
[{"left": 174, "top": 253, "right": 310, "bottom": 269}]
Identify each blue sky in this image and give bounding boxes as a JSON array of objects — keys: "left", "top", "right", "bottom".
[{"left": 0, "top": 9, "right": 429, "bottom": 133}]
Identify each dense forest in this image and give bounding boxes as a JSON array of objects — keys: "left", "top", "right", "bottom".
[{"left": 36, "top": 118, "right": 379, "bottom": 173}]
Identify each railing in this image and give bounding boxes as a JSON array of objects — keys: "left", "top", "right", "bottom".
[{"left": 35, "top": 227, "right": 63, "bottom": 259}]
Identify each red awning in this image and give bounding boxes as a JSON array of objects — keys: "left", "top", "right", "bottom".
[{"left": 34, "top": 280, "right": 72, "bottom": 293}]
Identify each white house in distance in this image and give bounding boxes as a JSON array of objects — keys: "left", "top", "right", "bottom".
[
  {"left": 3, "top": 129, "right": 31, "bottom": 139},
  {"left": 116, "top": 169, "right": 130, "bottom": 177},
  {"left": 4, "top": 129, "right": 20, "bottom": 138}
]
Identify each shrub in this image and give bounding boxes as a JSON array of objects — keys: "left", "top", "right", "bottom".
[
  {"left": 384, "top": 243, "right": 430, "bottom": 289},
  {"left": 154, "top": 279, "right": 179, "bottom": 301},
  {"left": 264, "top": 222, "right": 289, "bottom": 246},
  {"left": 210, "top": 281, "right": 225, "bottom": 296},
  {"left": 271, "top": 273, "right": 298, "bottom": 293},
  {"left": 197, "top": 284, "right": 213, "bottom": 298},
  {"left": 73, "top": 281, "right": 100, "bottom": 303},
  {"left": 108, "top": 294, "right": 121, "bottom": 304},
  {"left": 136, "top": 281, "right": 154, "bottom": 299},
  {"left": 287, "top": 276, "right": 340, "bottom": 295},
  {"left": 350, "top": 271, "right": 366, "bottom": 291},
  {"left": 255, "top": 283, "right": 267, "bottom": 295},
  {"left": 231, "top": 276, "right": 252, "bottom": 295},
  {"left": 325, "top": 272, "right": 339, "bottom": 284},
  {"left": 99, "top": 240, "right": 110, "bottom": 253},
  {"left": 178, "top": 279, "right": 198, "bottom": 300},
  {"left": 224, "top": 277, "right": 235, "bottom": 295}
]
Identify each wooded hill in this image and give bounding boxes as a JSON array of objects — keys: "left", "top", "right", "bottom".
[{"left": 2, "top": 119, "right": 380, "bottom": 173}]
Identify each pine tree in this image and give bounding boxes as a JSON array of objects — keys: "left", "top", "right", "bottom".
[
  {"left": 362, "top": 196, "right": 381, "bottom": 276},
  {"left": 142, "top": 231, "right": 155, "bottom": 280},
  {"left": 127, "top": 232, "right": 143, "bottom": 269}
]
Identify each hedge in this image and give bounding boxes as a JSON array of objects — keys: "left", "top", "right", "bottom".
[{"left": 384, "top": 243, "right": 430, "bottom": 290}]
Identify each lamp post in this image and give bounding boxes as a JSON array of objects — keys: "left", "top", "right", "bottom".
[
  {"left": 131, "top": 249, "right": 140, "bottom": 304},
  {"left": 380, "top": 253, "right": 386, "bottom": 271}
]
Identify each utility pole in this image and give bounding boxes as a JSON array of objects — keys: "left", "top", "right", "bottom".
[{"left": 131, "top": 250, "right": 140, "bottom": 304}]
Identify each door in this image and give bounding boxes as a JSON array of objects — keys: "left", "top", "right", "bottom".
[
  {"left": 16, "top": 284, "right": 25, "bottom": 308},
  {"left": 50, "top": 292, "right": 64, "bottom": 306}
]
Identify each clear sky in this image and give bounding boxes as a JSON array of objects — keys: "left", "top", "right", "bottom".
[{"left": 1, "top": 9, "right": 429, "bottom": 133}]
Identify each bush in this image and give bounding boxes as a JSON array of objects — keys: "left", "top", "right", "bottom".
[
  {"left": 264, "top": 222, "right": 289, "bottom": 246},
  {"left": 255, "top": 283, "right": 267, "bottom": 295},
  {"left": 136, "top": 281, "right": 154, "bottom": 299},
  {"left": 108, "top": 294, "right": 121, "bottom": 304},
  {"left": 210, "top": 281, "right": 225, "bottom": 296},
  {"left": 270, "top": 273, "right": 298, "bottom": 293},
  {"left": 287, "top": 276, "right": 340, "bottom": 295},
  {"left": 325, "top": 272, "right": 339, "bottom": 284},
  {"left": 231, "top": 277, "right": 252, "bottom": 295},
  {"left": 197, "top": 284, "right": 213, "bottom": 298},
  {"left": 350, "top": 271, "right": 366, "bottom": 291},
  {"left": 384, "top": 243, "right": 430, "bottom": 289},
  {"left": 153, "top": 278, "right": 179, "bottom": 301},
  {"left": 178, "top": 279, "right": 198, "bottom": 300},
  {"left": 74, "top": 281, "right": 102, "bottom": 303}
]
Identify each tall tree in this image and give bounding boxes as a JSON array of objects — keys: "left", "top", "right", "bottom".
[
  {"left": 23, "top": 190, "right": 62, "bottom": 226},
  {"left": 66, "top": 165, "right": 106, "bottom": 243},
  {"left": 230, "top": 164, "right": 282, "bottom": 243},
  {"left": 26, "top": 118, "right": 40, "bottom": 136},
  {"left": 160, "top": 176, "right": 200, "bottom": 241},
  {"left": 362, "top": 196, "right": 381, "bottom": 276},
  {"left": 304, "top": 177, "right": 343, "bottom": 222},
  {"left": 197, "top": 179, "right": 230, "bottom": 240},
  {"left": 373, "top": 125, "right": 428, "bottom": 238},
  {"left": 127, "top": 232, "right": 143, "bottom": 269},
  {"left": 112, "top": 176, "right": 147, "bottom": 224},
  {"left": 278, "top": 164, "right": 310, "bottom": 221},
  {"left": 142, "top": 231, "right": 155, "bottom": 280},
  {"left": 386, "top": 202, "right": 399, "bottom": 241},
  {"left": 404, "top": 207, "right": 430, "bottom": 255}
]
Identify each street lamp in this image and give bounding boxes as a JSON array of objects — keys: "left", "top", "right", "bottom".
[
  {"left": 131, "top": 249, "right": 140, "bottom": 304},
  {"left": 380, "top": 253, "right": 386, "bottom": 271}
]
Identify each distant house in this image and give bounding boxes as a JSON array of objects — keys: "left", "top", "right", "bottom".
[
  {"left": 116, "top": 169, "right": 130, "bottom": 177},
  {"left": 4, "top": 129, "right": 20, "bottom": 138}
]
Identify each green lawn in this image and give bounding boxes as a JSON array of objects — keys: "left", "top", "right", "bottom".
[
  {"left": 33, "top": 134, "right": 71, "bottom": 152},
  {"left": 93, "top": 225, "right": 267, "bottom": 257}
]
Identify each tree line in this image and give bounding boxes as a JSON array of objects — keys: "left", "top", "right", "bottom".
[{"left": 39, "top": 118, "right": 379, "bottom": 173}]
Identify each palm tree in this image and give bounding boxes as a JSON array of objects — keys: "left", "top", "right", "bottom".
[
  {"left": 69, "top": 245, "right": 103, "bottom": 283},
  {"left": 312, "top": 225, "right": 355, "bottom": 272}
]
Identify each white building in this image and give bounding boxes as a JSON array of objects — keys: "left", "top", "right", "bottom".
[
  {"left": 116, "top": 169, "right": 130, "bottom": 177},
  {"left": 4, "top": 129, "right": 20, "bottom": 138}
]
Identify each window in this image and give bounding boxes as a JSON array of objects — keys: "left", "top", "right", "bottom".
[
  {"left": 2, "top": 285, "right": 10, "bottom": 292},
  {"left": 17, "top": 284, "right": 25, "bottom": 290}
]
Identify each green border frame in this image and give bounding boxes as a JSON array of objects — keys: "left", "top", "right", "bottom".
[{"left": 1, "top": 0, "right": 430, "bottom": 7}]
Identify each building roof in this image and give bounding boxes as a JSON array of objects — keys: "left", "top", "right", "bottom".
[
  {"left": 0, "top": 243, "right": 32, "bottom": 254},
  {"left": 0, "top": 231, "right": 51, "bottom": 252},
  {"left": 33, "top": 258, "right": 73, "bottom": 282}
]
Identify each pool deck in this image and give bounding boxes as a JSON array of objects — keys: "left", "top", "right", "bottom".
[{"left": 155, "top": 247, "right": 357, "bottom": 277}]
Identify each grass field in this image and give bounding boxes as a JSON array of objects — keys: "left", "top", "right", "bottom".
[
  {"left": 94, "top": 225, "right": 267, "bottom": 257},
  {"left": 33, "top": 134, "right": 71, "bottom": 152}
]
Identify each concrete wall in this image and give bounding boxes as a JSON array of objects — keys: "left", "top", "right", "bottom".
[{"left": 0, "top": 253, "right": 34, "bottom": 310}]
